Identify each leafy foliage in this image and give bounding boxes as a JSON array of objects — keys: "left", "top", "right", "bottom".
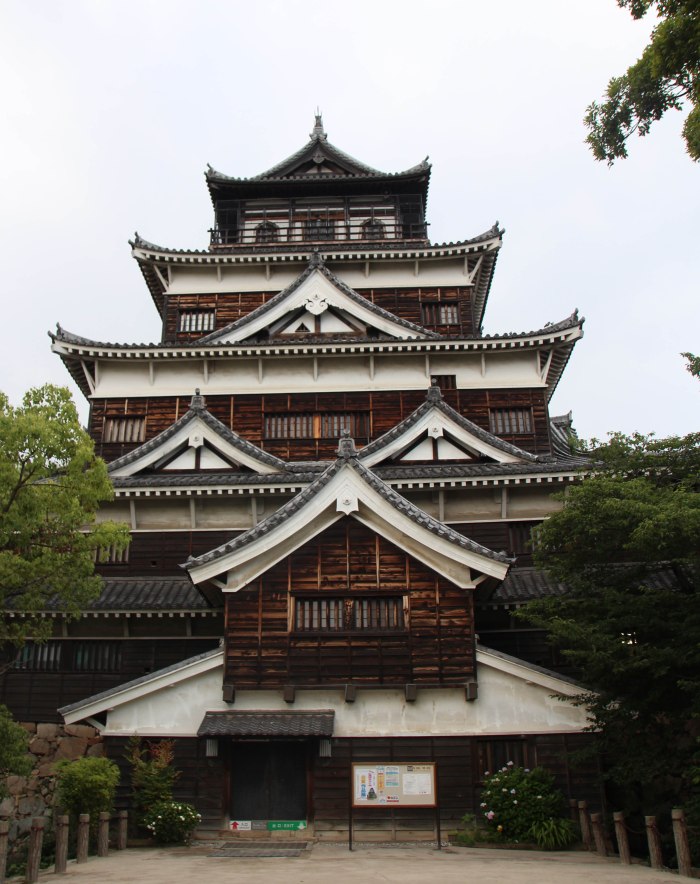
[
  {"left": 126, "top": 737, "right": 180, "bottom": 825},
  {"left": 585, "top": 0, "right": 700, "bottom": 162},
  {"left": 0, "top": 385, "right": 129, "bottom": 648},
  {"left": 682, "top": 351, "right": 700, "bottom": 378},
  {"left": 0, "top": 704, "right": 32, "bottom": 794},
  {"left": 521, "top": 431, "right": 700, "bottom": 816},
  {"left": 55, "top": 757, "right": 120, "bottom": 829},
  {"left": 527, "top": 817, "right": 576, "bottom": 850},
  {"left": 479, "top": 763, "right": 567, "bottom": 843},
  {"left": 142, "top": 801, "right": 201, "bottom": 845}
]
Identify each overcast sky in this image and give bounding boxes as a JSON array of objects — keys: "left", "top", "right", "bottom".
[{"left": 1, "top": 0, "right": 697, "bottom": 440}]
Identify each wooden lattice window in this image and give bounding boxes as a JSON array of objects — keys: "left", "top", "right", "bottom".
[
  {"left": 361, "top": 218, "right": 385, "bottom": 239},
  {"left": 255, "top": 221, "right": 279, "bottom": 243},
  {"left": 429, "top": 374, "right": 457, "bottom": 390},
  {"left": 102, "top": 417, "right": 145, "bottom": 444},
  {"left": 294, "top": 596, "right": 406, "bottom": 632},
  {"left": 179, "top": 310, "right": 215, "bottom": 333},
  {"left": 421, "top": 302, "right": 459, "bottom": 325},
  {"left": 14, "top": 641, "right": 123, "bottom": 672},
  {"left": 264, "top": 413, "right": 370, "bottom": 440},
  {"left": 304, "top": 217, "right": 335, "bottom": 241},
  {"left": 14, "top": 641, "right": 63, "bottom": 672},
  {"left": 94, "top": 541, "right": 130, "bottom": 565},
  {"left": 476, "top": 739, "right": 532, "bottom": 779},
  {"left": 73, "top": 641, "right": 123, "bottom": 672},
  {"left": 489, "top": 408, "right": 533, "bottom": 435}
]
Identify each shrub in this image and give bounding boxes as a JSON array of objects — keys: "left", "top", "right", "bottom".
[
  {"left": 480, "top": 762, "right": 569, "bottom": 844},
  {"left": 142, "top": 801, "right": 201, "bottom": 845},
  {"left": 126, "top": 737, "right": 179, "bottom": 825},
  {"left": 55, "top": 756, "right": 120, "bottom": 833},
  {"left": 0, "top": 704, "right": 32, "bottom": 794},
  {"left": 528, "top": 816, "right": 576, "bottom": 850}
]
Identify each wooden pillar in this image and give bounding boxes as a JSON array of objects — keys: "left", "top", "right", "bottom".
[
  {"left": 117, "top": 810, "right": 128, "bottom": 850},
  {"left": 645, "top": 815, "right": 664, "bottom": 870},
  {"left": 578, "top": 800, "right": 593, "bottom": 850},
  {"left": 77, "top": 814, "right": 90, "bottom": 864},
  {"left": 590, "top": 812, "right": 607, "bottom": 856},
  {"left": 672, "top": 809, "right": 693, "bottom": 878},
  {"left": 54, "top": 815, "right": 69, "bottom": 874},
  {"left": 98, "top": 812, "right": 110, "bottom": 857},
  {"left": 613, "top": 811, "right": 631, "bottom": 864},
  {"left": 25, "top": 817, "right": 46, "bottom": 884},
  {"left": 0, "top": 817, "right": 9, "bottom": 884},
  {"left": 568, "top": 798, "right": 579, "bottom": 822}
]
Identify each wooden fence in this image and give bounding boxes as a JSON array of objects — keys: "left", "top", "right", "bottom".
[
  {"left": 571, "top": 799, "right": 695, "bottom": 878},
  {"left": 0, "top": 810, "right": 128, "bottom": 883}
]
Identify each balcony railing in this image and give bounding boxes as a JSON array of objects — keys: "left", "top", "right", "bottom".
[{"left": 209, "top": 218, "right": 428, "bottom": 248}]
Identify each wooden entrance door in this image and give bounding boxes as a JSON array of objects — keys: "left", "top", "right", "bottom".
[{"left": 231, "top": 742, "right": 307, "bottom": 820}]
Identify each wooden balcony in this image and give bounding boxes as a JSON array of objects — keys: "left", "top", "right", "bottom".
[{"left": 209, "top": 217, "right": 429, "bottom": 249}]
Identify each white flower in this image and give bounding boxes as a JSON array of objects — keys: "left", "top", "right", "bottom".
[
  {"left": 507, "top": 761, "right": 514, "bottom": 767},
  {"left": 513, "top": 800, "right": 518, "bottom": 805},
  {"left": 510, "top": 789, "right": 516, "bottom": 794}
]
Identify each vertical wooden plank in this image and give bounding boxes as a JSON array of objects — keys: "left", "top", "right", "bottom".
[
  {"left": 77, "top": 814, "right": 90, "bottom": 863},
  {"left": 613, "top": 811, "right": 631, "bottom": 864},
  {"left": 54, "top": 814, "right": 69, "bottom": 874},
  {"left": 25, "top": 817, "right": 45, "bottom": 884},
  {"left": 672, "top": 809, "right": 693, "bottom": 878},
  {"left": 645, "top": 816, "right": 664, "bottom": 869}
]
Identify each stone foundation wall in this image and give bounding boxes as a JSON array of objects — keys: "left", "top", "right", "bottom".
[{"left": 0, "top": 722, "right": 103, "bottom": 840}]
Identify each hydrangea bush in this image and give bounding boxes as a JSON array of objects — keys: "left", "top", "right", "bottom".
[
  {"left": 142, "top": 801, "right": 201, "bottom": 845},
  {"left": 480, "top": 762, "right": 568, "bottom": 843}
]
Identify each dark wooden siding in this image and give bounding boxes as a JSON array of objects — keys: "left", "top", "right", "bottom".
[
  {"left": 90, "top": 388, "right": 552, "bottom": 461},
  {"left": 96, "top": 530, "right": 239, "bottom": 577},
  {"left": 224, "top": 519, "right": 474, "bottom": 689},
  {"left": 0, "top": 638, "right": 219, "bottom": 722},
  {"left": 161, "top": 286, "right": 476, "bottom": 345}
]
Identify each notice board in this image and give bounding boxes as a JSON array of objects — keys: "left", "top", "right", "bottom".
[{"left": 351, "top": 762, "right": 437, "bottom": 808}]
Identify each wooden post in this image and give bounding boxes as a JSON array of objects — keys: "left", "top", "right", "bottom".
[
  {"left": 0, "top": 817, "right": 10, "bottom": 884},
  {"left": 672, "top": 809, "right": 693, "bottom": 878},
  {"left": 25, "top": 817, "right": 46, "bottom": 884},
  {"left": 97, "top": 812, "right": 110, "bottom": 857},
  {"left": 645, "top": 815, "right": 664, "bottom": 870},
  {"left": 568, "top": 798, "right": 579, "bottom": 823},
  {"left": 77, "top": 814, "right": 90, "bottom": 864},
  {"left": 117, "top": 810, "right": 128, "bottom": 850},
  {"left": 590, "top": 812, "right": 607, "bottom": 856},
  {"left": 578, "top": 800, "right": 593, "bottom": 850},
  {"left": 613, "top": 811, "right": 631, "bottom": 864},
  {"left": 55, "top": 815, "right": 69, "bottom": 874}
]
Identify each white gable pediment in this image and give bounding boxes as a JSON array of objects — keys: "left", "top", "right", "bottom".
[
  {"left": 361, "top": 406, "right": 531, "bottom": 468},
  {"left": 109, "top": 413, "right": 283, "bottom": 478},
  {"left": 202, "top": 268, "right": 429, "bottom": 344},
  {"left": 186, "top": 459, "right": 510, "bottom": 592}
]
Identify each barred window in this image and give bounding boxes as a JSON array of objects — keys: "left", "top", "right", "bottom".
[
  {"left": 489, "top": 408, "right": 533, "bottom": 435},
  {"left": 476, "top": 739, "right": 531, "bottom": 779},
  {"left": 15, "top": 641, "right": 62, "bottom": 672},
  {"left": 264, "top": 413, "right": 370, "bottom": 440},
  {"left": 179, "top": 310, "right": 215, "bottom": 333},
  {"left": 14, "top": 641, "right": 123, "bottom": 672},
  {"left": 304, "top": 217, "right": 335, "bottom": 241},
  {"left": 94, "top": 541, "right": 130, "bottom": 565},
  {"left": 73, "top": 641, "right": 123, "bottom": 672},
  {"left": 429, "top": 375, "right": 457, "bottom": 390},
  {"left": 255, "top": 221, "right": 279, "bottom": 243},
  {"left": 294, "top": 596, "right": 406, "bottom": 632},
  {"left": 102, "top": 417, "right": 145, "bottom": 444},
  {"left": 361, "top": 219, "right": 385, "bottom": 240},
  {"left": 421, "top": 302, "right": 459, "bottom": 325}
]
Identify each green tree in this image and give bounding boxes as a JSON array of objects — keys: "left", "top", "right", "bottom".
[
  {"left": 682, "top": 351, "right": 700, "bottom": 378},
  {"left": 585, "top": 0, "right": 700, "bottom": 163},
  {"left": 55, "top": 756, "right": 120, "bottom": 835},
  {"left": 0, "top": 704, "right": 32, "bottom": 795},
  {"left": 521, "top": 431, "right": 700, "bottom": 814},
  {"left": 0, "top": 385, "right": 129, "bottom": 648}
]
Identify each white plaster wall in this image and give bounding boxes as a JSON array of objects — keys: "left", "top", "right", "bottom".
[{"left": 101, "top": 658, "right": 588, "bottom": 738}]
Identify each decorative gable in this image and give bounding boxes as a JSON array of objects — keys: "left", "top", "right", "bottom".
[
  {"left": 360, "top": 385, "right": 544, "bottom": 468},
  {"left": 108, "top": 391, "right": 286, "bottom": 478},
  {"left": 198, "top": 258, "right": 436, "bottom": 345}
]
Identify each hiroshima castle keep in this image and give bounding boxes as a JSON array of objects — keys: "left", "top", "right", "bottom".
[{"left": 2, "top": 116, "right": 602, "bottom": 837}]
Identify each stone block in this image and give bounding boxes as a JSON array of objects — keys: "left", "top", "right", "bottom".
[
  {"left": 6, "top": 776, "right": 27, "bottom": 795},
  {"left": 86, "top": 743, "right": 105, "bottom": 757},
  {"left": 64, "top": 724, "right": 97, "bottom": 739},
  {"left": 36, "top": 761, "right": 56, "bottom": 778},
  {"left": 55, "top": 737, "right": 88, "bottom": 761},
  {"left": 0, "top": 797, "right": 14, "bottom": 816},
  {"left": 36, "top": 723, "right": 59, "bottom": 740},
  {"left": 19, "top": 722, "right": 37, "bottom": 734},
  {"left": 29, "top": 738, "right": 51, "bottom": 756}
]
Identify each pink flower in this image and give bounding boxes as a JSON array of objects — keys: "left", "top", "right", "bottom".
[{"left": 486, "top": 811, "right": 495, "bottom": 820}]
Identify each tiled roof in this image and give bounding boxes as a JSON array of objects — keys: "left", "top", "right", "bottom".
[
  {"left": 184, "top": 444, "right": 513, "bottom": 572},
  {"left": 486, "top": 567, "right": 570, "bottom": 604},
  {"left": 89, "top": 577, "right": 216, "bottom": 611},
  {"left": 107, "top": 391, "right": 286, "bottom": 474},
  {"left": 197, "top": 710, "right": 335, "bottom": 737},
  {"left": 360, "top": 384, "right": 543, "bottom": 464},
  {"left": 195, "top": 255, "right": 438, "bottom": 345}
]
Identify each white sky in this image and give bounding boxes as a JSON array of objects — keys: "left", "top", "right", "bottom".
[{"left": 1, "top": 0, "right": 697, "bottom": 440}]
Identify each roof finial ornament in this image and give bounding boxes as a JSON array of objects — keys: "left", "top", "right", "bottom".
[
  {"left": 190, "top": 388, "right": 206, "bottom": 410},
  {"left": 308, "top": 249, "right": 325, "bottom": 268},
  {"left": 427, "top": 380, "right": 443, "bottom": 402},
  {"left": 337, "top": 430, "right": 358, "bottom": 460},
  {"left": 311, "top": 109, "right": 327, "bottom": 141}
]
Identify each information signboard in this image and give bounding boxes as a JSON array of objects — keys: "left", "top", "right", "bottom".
[{"left": 351, "top": 762, "right": 437, "bottom": 808}]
